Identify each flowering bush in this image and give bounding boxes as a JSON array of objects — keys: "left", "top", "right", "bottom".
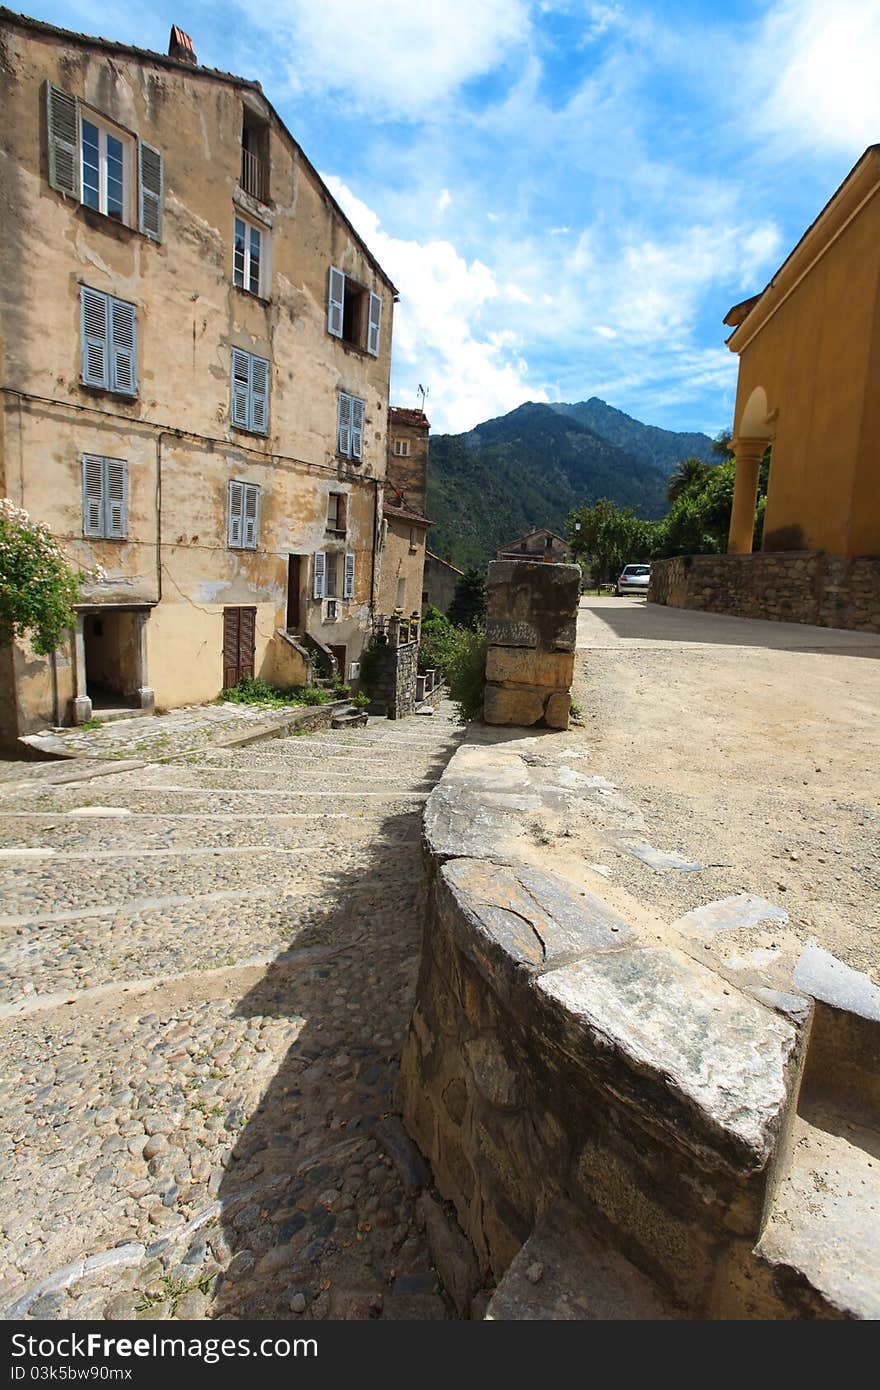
[{"left": 0, "top": 500, "right": 98, "bottom": 655}]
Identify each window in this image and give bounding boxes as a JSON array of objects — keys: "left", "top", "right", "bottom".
[
  {"left": 409, "top": 527, "right": 419, "bottom": 552},
  {"left": 80, "top": 287, "right": 137, "bottom": 395},
  {"left": 327, "top": 266, "right": 382, "bottom": 356},
  {"left": 337, "top": 393, "right": 365, "bottom": 460},
  {"left": 327, "top": 493, "right": 347, "bottom": 534},
  {"left": 231, "top": 348, "right": 270, "bottom": 435},
  {"left": 45, "top": 83, "right": 163, "bottom": 241},
  {"left": 234, "top": 216, "right": 267, "bottom": 297},
  {"left": 227, "top": 480, "right": 260, "bottom": 550},
  {"left": 393, "top": 439, "right": 410, "bottom": 457},
  {"left": 82, "top": 455, "right": 127, "bottom": 539},
  {"left": 313, "top": 551, "right": 355, "bottom": 599},
  {"left": 240, "top": 110, "right": 269, "bottom": 202}
]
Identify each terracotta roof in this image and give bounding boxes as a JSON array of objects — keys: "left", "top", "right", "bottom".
[
  {"left": 389, "top": 408, "right": 430, "bottom": 428},
  {"left": 0, "top": 8, "right": 398, "bottom": 294},
  {"left": 383, "top": 504, "right": 431, "bottom": 526}
]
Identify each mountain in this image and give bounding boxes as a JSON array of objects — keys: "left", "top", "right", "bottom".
[
  {"left": 426, "top": 400, "right": 714, "bottom": 570},
  {"left": 549, "top": 398, "right": 717, "bottom": 472}
]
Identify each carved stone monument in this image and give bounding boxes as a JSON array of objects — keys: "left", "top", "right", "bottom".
[{"left": 483, "top": 560, "right": 580, "bottom": 729}]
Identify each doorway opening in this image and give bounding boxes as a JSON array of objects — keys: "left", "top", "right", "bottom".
[
  {"left": 286, "top": 556, "right": 302, "bottom": 632},
  {"left": 83, "top": 609, "right": 141, "bottom": 709}
]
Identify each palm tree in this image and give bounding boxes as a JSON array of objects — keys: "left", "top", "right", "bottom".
[{"left": 667, "top": 456, "right": 711, "bottom": 505}]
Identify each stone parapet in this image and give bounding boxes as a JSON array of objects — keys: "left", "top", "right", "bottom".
[
  {"left": 650, "top": 552, "right": 880, "bottom": 633},
  {"left": 483, "top": 560, "right": 580, "bottom": 729}
]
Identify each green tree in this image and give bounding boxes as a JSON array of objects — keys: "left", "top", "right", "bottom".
[
  {"left": 666, "top": 456, "right": 711, "bottom": 505},
  {"left": 0, "top": 500, "right": 90, "bottom": 654},
  {"left": 568, "top": 498, "right": 652, "bottom": 585},
  {"left": 447, "top": 567, "right": 487, "bottom": 630}
]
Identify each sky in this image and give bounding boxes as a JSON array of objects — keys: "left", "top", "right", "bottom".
[{"left": 29, "top": 0, "right": 880, "bottom": 435}]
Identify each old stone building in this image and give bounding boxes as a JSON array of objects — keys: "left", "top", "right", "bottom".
[
  {"left": 422, "top": 551, "right": 463, "bottom": 614},
  {"left": 376, "top": 407, "right": 430, "bottom": 618},
  {"left": 0, "top": 10, "right": 399, "bottom": 738},
  {"left": 497, "top": 528, "right": 572, "bottom": 564}
]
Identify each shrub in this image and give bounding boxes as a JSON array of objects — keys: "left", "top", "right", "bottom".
[
  {"left": 0, "top": 500, "right": 96, "bottom": 655},
  {"left": 218, "top": 676, "right": 333, "bottom": 707},
  {"left": 444, "top": 625, "right": 488, "bottom": 722}
]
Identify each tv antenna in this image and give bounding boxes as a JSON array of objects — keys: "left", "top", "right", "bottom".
[{"left": 417, "top": 383, "right": 429, "bottom": 411}]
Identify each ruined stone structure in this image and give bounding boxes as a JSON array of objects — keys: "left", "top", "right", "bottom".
[
  {"left": 0, "top": 12, "right": 399, "bottom": 739},
  {"left": 650, "top": 552, "right": 880, "bottom": 633},
  {"left": 422, "top": 551, "right": 463, "bottom": 615},
  {"left": 399, "top": 734, "right": 880, "bottom": 1319},
  {"left": 497, "top": 528, "right": 572, "bottom": 563},
  {"left": 483, "top": 560, "right": 579, "bottom": 730}
]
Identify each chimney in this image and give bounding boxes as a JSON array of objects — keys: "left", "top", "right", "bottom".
[{"left": 168, "top": 26, "right": 198, "bottom": 65}]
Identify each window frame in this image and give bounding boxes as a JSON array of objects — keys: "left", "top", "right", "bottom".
[
  {"left": 327, "top": 265, "right": 382, "bottom": 356},
  {"left": 80, "top": 286, "right": 138, "bottom": 397},
  {"left": 230, "top": 347, "right": 270, "bottom": 436},
  {"left": 80, "top": 111, "right": 134, "bottom": 225},
  {"left": 326, "top": 492, "right": 347, "bottom": 535},
  {"left": 337, "top": 392, "right": 365, "bottom": 461},
  {"left": 82, "top": 454, "right": 128, "bottom": 540},
  {"left": 233, "top": 214, "right": 268, "bottom": 298},
  {"left": 227, "top": 479, "right": 261, "bottom": 551}
]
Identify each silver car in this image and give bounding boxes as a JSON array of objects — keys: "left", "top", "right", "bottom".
[{"left": 616, "top": 563, "right": 651, "bottom": 596}]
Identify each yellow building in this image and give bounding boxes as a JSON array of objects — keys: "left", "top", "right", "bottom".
[
  {"left": 0, "top": 12, "right": 400, "bottom": 739},
  {"left": 376, "top": 407, "right": 430, "bottom": 619},
  {"left": 726, "top": 146, "right": 880, "bottom": 564}
]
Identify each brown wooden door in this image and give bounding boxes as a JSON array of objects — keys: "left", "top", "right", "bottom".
[
  {"left": 329, "top": 644, "right": 346, "bottom": 682},
  {"left": 286, "top": 555, "right": 301, "bottom": 631},
  {"left": 223, "top": 607, "right": 256, "bottom": 688}
]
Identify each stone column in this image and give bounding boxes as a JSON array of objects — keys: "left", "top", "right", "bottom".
[
  {"left": 136, "top": 610, "right": 155, "bottom": 711},
  {"left": 71, "top": 612, "right": 92, "bottom": 724},
  {"left": 728, "top": 439, "right": 767, "bottom": 555},
  {"left": 484, "top": 561, "right": 580, "bottom": 729}
]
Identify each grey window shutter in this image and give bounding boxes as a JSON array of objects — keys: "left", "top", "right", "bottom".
[
  {"left": 46, "top": 82, "right": 80, "bottom": 199},
  {"left": 231, "top": 348, "right": 250, "bottom": 429},
  {"left": 105, "top": 458, "right": 128, "bottom": 538},
  {"left": 351, "top": 397, "right": 365, "bottom": 460},
  {"left": 138, "top": 141, "right": 164, "bottom": 242},
  {"left": 367, "top": 292, "right": 382, "bottom": 356},
  {"left": 343, "top": 551, "right": 355, "bottom": 599},
  {"left": 82, "top": 455, "right": 105, "bottom": 537},
  {"left": 110, "top": 298, "right": 137, "bottom": 395},
  {"left": 243, "top": 483, "right": 260, "bottom": 550},
  {"left": 81, "top": 287, "right": 109, "bottom": 388},
  {"left": 250, "top": 355, "right": 269, "bottom": 435},
  {"left": 327, "top": 266, "right": 345, "bottom": 338},
  {"left": 313, "top": 551, "right": 326, "bottom": 599},
  {"left": 228, "top": 480, "right": 244, "bottom": 547},
  {"left": 337, "top": 393, "right": 352, "bottom": 456}
]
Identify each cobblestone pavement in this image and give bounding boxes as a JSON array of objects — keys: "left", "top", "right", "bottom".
[{"left": 0, "top": 705, "right": 470, "bottom": 1320}]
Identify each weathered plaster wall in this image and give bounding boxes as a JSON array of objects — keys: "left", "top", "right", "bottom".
[
  {"left": 423, "top": 552, "right": 462, "bottom": 615},
  {"left": 377, "top": 514, "right": 426, "bottom": 618},
  {"left": 650, "top": 552, "right": 880, "bottom": 633}
]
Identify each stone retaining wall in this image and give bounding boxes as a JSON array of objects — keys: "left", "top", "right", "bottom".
[
  {"left": 483, "top": 560, "right": 579, "bottom": 729},
  {"left": 650, "top": 552, "right": 880, "bottom": 632}
]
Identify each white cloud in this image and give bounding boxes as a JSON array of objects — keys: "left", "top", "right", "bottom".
[
  {"left": 245, "top": 0, "right": 531, "bottom": 119},
  {"left": 437, "top": 189, "right": 452, "bottom": 212},
  {"left": 751, "top": 0, "right": 880, "bottom": 154}
]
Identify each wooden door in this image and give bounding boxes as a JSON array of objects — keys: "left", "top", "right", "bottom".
[
  {"left": 223, "top": 607, "right": 256, "bottom": 689},
  {"left": 329, "top": 644, "right": 347, "bottom": 682},
  {"left": 286, "top": 555, "right": 301, "bottom": 632}
]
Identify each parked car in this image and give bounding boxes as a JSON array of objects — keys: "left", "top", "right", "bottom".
[{"left": 616, "top": 563, "right": 651, "bottom": 596}]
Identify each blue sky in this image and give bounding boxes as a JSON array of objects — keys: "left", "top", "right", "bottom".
[{"left": 31, "top": 0, "right": 880, "bottom": 434}]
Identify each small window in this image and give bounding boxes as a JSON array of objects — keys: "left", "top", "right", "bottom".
[
  {"left": 240, "top": 109, "right": 269, "bottom": 202},
  {"left": 327, "top": 266, "right": 382, "bottom": 356},
  {"left": 327, "top": 493, "right": 346, "bottom": 533},
  {"left": 228, "top": 479, "right": 260, "bottom": 550},
  {"left": 234, "top": 215, "right": 267, "bottom": 297},
  {"left": 80, "top": 287, "right": 137, "bottom": 396},
  {"left": 81, "top": 115, "right": 130, "bottom": 222},
  {"left": 393, "top": 439, "right": 410, "bottom": 457},
  {"left": 337, "top": 393, "right": 365, "bottom": 460},
  {"left": 82, "top": 455, "right": 128, "bottom": 539},
  {"left": 230, "top": 348, "right": 270, "bottom": 435},
  {"left": 325, "top": 551, "right": 340, "bottom": 599}
]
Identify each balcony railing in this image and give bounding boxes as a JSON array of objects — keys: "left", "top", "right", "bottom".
[{"left": 240, "top": 148, "right": 269, "bottom": 203}]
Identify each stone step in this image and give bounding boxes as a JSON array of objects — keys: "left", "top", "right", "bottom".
[{"left": 486, "top": 1200, "right": 681, "bottom": 1319}]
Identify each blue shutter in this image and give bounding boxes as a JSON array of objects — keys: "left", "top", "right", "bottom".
[
  {"left": 328, "top": 266, "right": 345, "bottom": 337},
  {"left": 337, "top": 393, "right": 352, "bottom": 456},
  {"left": 313, "top": 551, "right": 326, "bottom": 599},
  {"left": 105, "top": 458, "right": 128, "bottom": 538},
  {"left": 81, "top": 287, "right": 109, "bottom": 388},
  {"left": 249, "top": 355, "right": 269, "bottom": 435},
  {"left": 228, "top": 481, "right": 244, "bottom": 547},
  {"left": 243, "top": 483, "right": 260, "bottom": 550},
  {"left": 110, "top": 298, "right": 137, "bottom": 396},
  {"left": 138, "top": 141, "right": 164, "bottom": 242},
  {"left": 46, "top": 83, "right": 80, "bottom": 199},
  {"left": 343, "top": 552, "right": 355, "bottom": 599},
  {"left": 367, "top": 292, "right": 382, "bottom": 356},
  {"left": 82, "top": 455, "right": 105, "bottom": 536},
  {"left": 231, "top": 348, "right": 250, "bottom": 429},
  {"left": 351, "top": 397, "right": 365, "bottom": 460}
]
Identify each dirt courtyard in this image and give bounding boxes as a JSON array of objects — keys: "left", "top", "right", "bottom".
[{"left": 570, "top": 598, "right": 880, "bottom": 979}]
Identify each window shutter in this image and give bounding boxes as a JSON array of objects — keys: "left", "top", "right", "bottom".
[
  {"left": 105, "top": 458, "right": 128, "bottom": 538},
  {"left": 228, "top": 480, "right": 244, "bottom": 547},
  {"left": 110, "top": 298, "right": 137, "bottom": 396},
  {"left": 81, "top": 287, "right": 109, "bottom": 388},
  {"left": 343, "top": 551, "right": 355, "bottom": 599},
  {"left": 138, "top": 141, "right": 164, "bottom": 242},
  {"left": 351, "top": 397, "right": 365, "bottom": 460},
  {"left": 249, "top": 355, "right": 269, "bottom": 435},
  {"left": 367, "top": 292, "right": 382, "bottom": 356},
  {"left": 327, "top": 266, "right": 345, "bottom": 338},
  {"left": 243, "top": 483, "right": 260, "bottom": 550},
  {"left": 313, "top": 551, "right": 326, "bottom": 599},
  {"left": 337, "top": 392, "right": 352, "bottom": 456},
  {"left": 82, "top": 455, "right": 105, "bottom": 537},
  {"left": 231, "top": 348, "right": 250, "bottom": 429},
  {"left": 46, "top": 82, "right": 80, "bottom": 199}
]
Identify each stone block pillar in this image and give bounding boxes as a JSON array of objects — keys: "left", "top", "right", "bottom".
[
  {"left": 71, "top": 612, "right": 92, "bottom": 725},
  {"left": 484, "top": 560, "right": 580, "bottom": 729}
]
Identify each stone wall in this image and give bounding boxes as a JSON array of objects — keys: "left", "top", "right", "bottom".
[
  {"left": 483, "top": 560, "right": 579, "bottom": 730},
  {"left": 650, "top": 552, "right": 880, "bottom": 632},
  {"left": 366, "top": 618, "right": 419, "bottom": 719}
]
